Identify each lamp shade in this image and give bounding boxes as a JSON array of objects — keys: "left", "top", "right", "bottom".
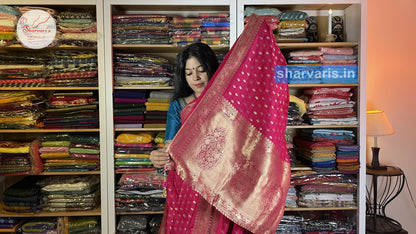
[{"left": 366, "top": 110, "right": 394, "bottom": 136}]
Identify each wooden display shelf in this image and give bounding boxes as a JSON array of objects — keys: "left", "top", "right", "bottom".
[
  {"left": 39, "top": 171, "right": 101, "bottom": 176},
  {"left": 112, "top": 42, "right": 356, "bottom": 52},
  {"left": 0, "top": 129, "right": 100, "bottom": 133},
  {"left": 117, "top": 207, "right": 358, "bottom": 214},
  {"left": 288, "top": 83, "right": 358, "bottom": 88},
  {"left": 113, "top": 44, "right": 229, "bottom": 53},
  {"left": 115, "top": 128, "right": 166, "bottom": 132},
  {"left": 251, "top": 3, "right": 359, "bottom": 11},
  {"left": 278, "top": 42, "right": 358, "bottom": 49},
  {"left": 116, "top": 211, "right": 164, "bottom": 215},
  {"left": 0, "top": 207, "right": 101, "bottom": 218},
  {"left": 291, "top": 162, "right": 313, "bottom": 171},
  {"left": 285, "top": 206, "right": 357, "bottom": 212},
  {"left": 114, "top": 86, "right": 173, "bottom": 90},
  {"left": 0, "top": 220, "right": 25, "bottom": 233},
  {"left": 117, "top": 207, "right": 357, "bottom": 215},
  {"left": 286, "top": 124, "right": 358, "bottom": 129},
  {"left": 114, "top": 84, "right": 358, "bottom": 90},
  {"left": 0, "top": 45, "right": 96, "bottom": 51},
  {"left": 0, "top": 87, "right": 99, "bottom": 91}
]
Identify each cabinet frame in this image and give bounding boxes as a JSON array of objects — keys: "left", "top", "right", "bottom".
[
  {"left": 0, "top": 0, "right": 108, "bottom": 233},
  {"left": 103, "top": 1, "right": 236, "bottom": 232},
  {"left": 236, "top": 1, "right": 367, "bottom": 233},
  {"left": 0, "top": 0, "right": 367, "bottom": 233}
]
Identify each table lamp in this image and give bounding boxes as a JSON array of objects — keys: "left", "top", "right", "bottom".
[{"left": 366, "top": 110, "right": 394, "bottom": 170}]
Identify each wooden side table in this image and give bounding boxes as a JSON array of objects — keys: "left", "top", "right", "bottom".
[
  {"left": 367, "top": 229, "right": 408, "bottom": 234},
  {"left": 366, "top": 166, "right": 405, "bottom": 233}
]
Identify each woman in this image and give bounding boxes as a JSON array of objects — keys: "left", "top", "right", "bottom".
[
  {"left": 151, "top": 42, "right": 219, "bottom": 170},
  {"left": 152, "top": 14, "right": 290, "bottom": 234},
  {"left": 151, "top": 43, "right": 247, "bottom": 233}
]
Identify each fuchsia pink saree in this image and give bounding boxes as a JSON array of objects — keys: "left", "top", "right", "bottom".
[{"left": 165, "top": 14, "right": 291, "bottom": 234}]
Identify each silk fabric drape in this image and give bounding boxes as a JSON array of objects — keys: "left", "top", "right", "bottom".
[{"left": 167, "top": 14, "right": 291, "bottom": 233}]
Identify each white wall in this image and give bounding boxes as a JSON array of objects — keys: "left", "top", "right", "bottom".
[{"left": 367, "top": 0, "right": 416, "bottom": 232}]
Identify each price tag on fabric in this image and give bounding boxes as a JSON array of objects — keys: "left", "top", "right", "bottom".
[{"left": 16, "top": 9, "right": 56, "bottom": 49}]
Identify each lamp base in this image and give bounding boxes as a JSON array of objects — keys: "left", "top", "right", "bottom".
[{"left": 368, "top": 147, "right": 387, "bottom": 170}]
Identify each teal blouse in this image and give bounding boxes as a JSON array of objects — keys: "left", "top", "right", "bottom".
[{"left": 165, "top": 98, "right": 187, "bottom": 142}]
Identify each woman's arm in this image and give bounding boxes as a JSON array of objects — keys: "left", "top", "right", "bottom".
[{"left": 150, "top": 100, "right": 182, "bottom": 168}]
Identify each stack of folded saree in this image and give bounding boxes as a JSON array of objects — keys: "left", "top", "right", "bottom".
[
  {"left": 284, "top": 49, "right": 324, "bottom": 84},
  {"left": 117, "top": 215, "right": 162, "bottom": 234},
  {"left": 68, "top": 134, "right": 100, "bottom": 172},
  {"left": 320, "top": 46, "right": 358, "bottom": 83},
  {"left": 48, "top": 50, "right": 98, "bottom": 87},
  {"left": 2, "top": 176, "right": 41, "bottom": 213},
  {"left": 302, "top": 87, "right": 357, "bottom": 125},
  {"left": 39, "top": 133, "right": 70, "bottom": 171},
  {"left": 284, "top": 50, "right": 322, "bottom": 83},
  {"left": 113, "top": 53, "right": 172, "bottom": 88},
  {"left": 276, "top": 11, "right": 308, "bottom": 43},
  {"left": 43, "top": 91, "right": 99, "bottom": 129},
  {"left": 287, "top": 95, "right": 307, "bottom": 126},
  {"left": 287, "top": 50, "right": 322, "bottom": 65},
  {"left": 336, "top": 144, "right": 360, "bottom": 174},
  {"left": 0, "top": 140, "right": 32, "bottom": 175},
  {"left": 0, "top": 53, "right": 49, "bottom": 88},
  {"left": 20, "top": 218, "right": 58, "bottom": 234},
  {"left": 276, "top": 213, "right": 303, "bottom": 233},
  {"left": 39, "top": 133, "right": 100, "bottom": 172},
  {"left": 117, "top": 215, "right": 148, "bottom": 234},
  {"left": 302, "top": 211, "right": 357, "bottom": 233},
  {"left": 144, "top": 90, "right": 173, "bottom": 128},
  {"left": 170, "top": 16, "right": 202, "bottom": 46},
  {"left": 298, "top": 129, "right": 355, "bottom": 145},
  {"left": 291, "top": 171, "right": 357, "bottom": 208},
  {"left": 285, "top": 186, "right": 298, "bottom": 208},
  {"left": 112, "top": 14, "right": 170, "bottom": 45},
  {"left": 0, "top": 217, "right": 23, "bottom": 232},
  {"left": 113, "top": 90, "right": 147, "bottom": 128},
  {"left": 294, "top": 128, "right": 355, "bottom": 172},
  {"left": 57, "top": 10, "right": 97, "bottom": 47},
  {"left": 0, "top": 5, "right": 18, "bottom": 47},
  {"left": 115, "top": 173, "right": 165, "bottom": 212},
  {"left": 320, "top": 47, "right": 357, "bottom": 65},
  {"left": 285, "top": 47, "right": 358, "bottom": 83},
  {"left": 199, "top": 13, "right": 230, "bottom": 46},
  {"left": 0, "top": 91, "right": 45, "bottom": 129},
  {"left": 294, "top": 137, "right": 336, "bottom": 172},
  {"left": 298, "top": 182, "right": 356, "bottom": 207},
  {"left": 244, "top": 7, "right": 280, "bottom": 31},
  {"left": 114, "top": 132, "right": 155, "bottom": 173},
  {"left": 68, "top": 216, "right": 100, "bottom": 233},
  {"left": 37, "top": 175, "right": 100, "bottom": 212}
]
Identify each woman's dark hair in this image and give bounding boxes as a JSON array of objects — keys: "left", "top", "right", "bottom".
[{"left": 173, "top": 43, "right": 219, "bottom": 99}]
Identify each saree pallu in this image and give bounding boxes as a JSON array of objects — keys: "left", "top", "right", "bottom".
[{"left": 166, "top": 14, "right": 291, "bottom": 233}]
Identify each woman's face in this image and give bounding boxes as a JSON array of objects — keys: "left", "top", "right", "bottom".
[{"left": 185, "top": 56, "right": 209, "bottom": 97}]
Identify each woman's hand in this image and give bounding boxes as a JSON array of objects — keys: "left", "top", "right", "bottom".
[{"left": 150, "top": 147, "right": 171, "bottom": 168}]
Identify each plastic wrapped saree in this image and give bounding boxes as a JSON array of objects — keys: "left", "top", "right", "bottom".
[{"left": 165, "top": 14, "right": 290, "bottom": 234}]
